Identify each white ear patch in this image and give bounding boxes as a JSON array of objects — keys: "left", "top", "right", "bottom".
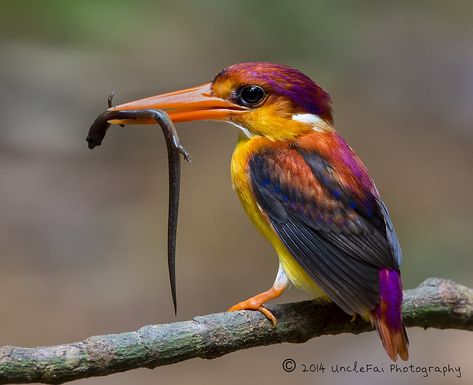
[
  {"left": 292, "top": 113, "right": 324, "bottom": 126},
  {"left": 292, "top": 113, "right": 330, "bottom": 132}
]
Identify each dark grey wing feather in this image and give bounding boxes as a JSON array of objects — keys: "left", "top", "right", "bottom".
[{"left": 250, "top": 149, "right": 400, "bottom": 315}]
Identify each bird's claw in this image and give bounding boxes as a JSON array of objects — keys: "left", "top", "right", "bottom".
[
  {"left": 258, "top": 305, "right": 277, "bottom": 326},
  {"left": 228, "top": 302, "right": 277, "bottom": 326}
]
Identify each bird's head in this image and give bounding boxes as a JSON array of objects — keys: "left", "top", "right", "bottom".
[{"left": 109, "top": 62, "right": 333, "bottom": 140}]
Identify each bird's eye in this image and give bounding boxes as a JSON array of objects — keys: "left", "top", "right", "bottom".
[{"left": 237, "top": 85, "right": 266, "bottom": 107}]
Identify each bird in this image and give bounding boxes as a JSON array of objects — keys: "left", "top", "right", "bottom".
[{"left": 106, "top": 62, "right": 409, "bottom": 361}]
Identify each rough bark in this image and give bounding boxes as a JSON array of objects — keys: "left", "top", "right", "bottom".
[{"left": 0, "top": 278, "right": 471, "bottom": 384}]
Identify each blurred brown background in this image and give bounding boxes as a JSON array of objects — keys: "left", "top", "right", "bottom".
[{"left": 0, "top": 1, "right": 472, "bottom": 384}]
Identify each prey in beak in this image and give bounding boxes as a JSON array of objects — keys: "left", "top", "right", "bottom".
[{"left": 86, "top": 84, "right": 246, "bottom": 314}]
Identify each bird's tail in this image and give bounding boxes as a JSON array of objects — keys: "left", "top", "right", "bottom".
[{"left": 370, "top": 268, "right": 409, "bottom": 361}]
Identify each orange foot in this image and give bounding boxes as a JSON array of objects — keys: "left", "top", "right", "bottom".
[
  {"left": 228, "top": 288, "right": 282, "bottom": 325},
  {"left": 228, "top": 264, "right": 289, "bottom": 326}
]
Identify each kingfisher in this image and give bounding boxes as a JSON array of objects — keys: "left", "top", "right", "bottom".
[{"left": 106, "top": 62, "right": 409, "bottom": 361}]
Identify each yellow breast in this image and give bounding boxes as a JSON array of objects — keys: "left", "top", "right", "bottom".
[{"left": 230, "top": 134, "right": 326, "bottom": 298}]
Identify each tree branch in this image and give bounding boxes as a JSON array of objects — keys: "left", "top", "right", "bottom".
[{"left": 0, "top": 278, "right": 472, "bottom": 384}]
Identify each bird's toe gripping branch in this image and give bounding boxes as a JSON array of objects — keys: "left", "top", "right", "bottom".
[
  {"left": 228, "top": 295, "right": 279, "bottom": 326},
  {"left": 228, "top": 264, "right": 289, "bottom": 326}
]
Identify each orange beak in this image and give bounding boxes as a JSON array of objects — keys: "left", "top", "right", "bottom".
[{"left": 107, "top": 83, "right": 247, "bottom": 125}]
